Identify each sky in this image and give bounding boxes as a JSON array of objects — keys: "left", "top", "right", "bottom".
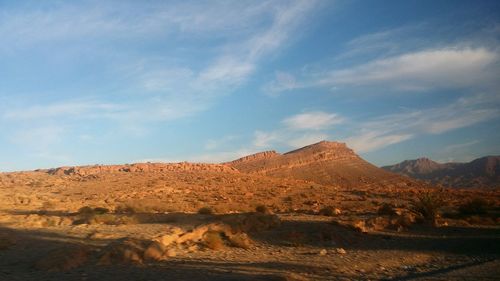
[{"left": 1, "top": 0, "right": 500, "bottom": 172}]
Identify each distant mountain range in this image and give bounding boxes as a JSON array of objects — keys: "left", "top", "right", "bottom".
[
  {"left": 382, "top": 156, "right": 500, "bottom": 188},
  {"left": 227, "top": 141, "right": 423, "bottom": 189}
]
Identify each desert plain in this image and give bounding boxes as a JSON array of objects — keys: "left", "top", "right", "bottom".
[{"left": 0, "top": 141, "right": 499, "bottom": 281}]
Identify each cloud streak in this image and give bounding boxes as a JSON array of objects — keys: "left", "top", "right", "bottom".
[
  {"left": 344, "top": 94, "right": 500, "bottom": 153},
  {"left": 283, "top": 111, "right": 343, "bottom": 130},
  {"left": 266, "top": 47, "right": 499, "bottom": 94}
]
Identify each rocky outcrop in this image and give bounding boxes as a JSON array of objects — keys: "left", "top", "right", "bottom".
[
  {"left": 228, "top": 151, "right": 280, "bottom": 165},
  {"left": 47, "top": 162, "right": 239, "bottom": 177}
]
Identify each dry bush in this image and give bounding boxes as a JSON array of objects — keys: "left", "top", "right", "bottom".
[
  {"left": 466, "top": 215, "right": 496, "bottom": 225},
  {"left": 377, "top": 203, "right": 397, "bottom": 216},
  {"left": 255, "top": 204, "right": 272, "bottom": 214},
  {"left": 198, "top": 207, "right": 214, "bottom": 215},
  {"left": 115, "top": 204, "right": 136, "bottom": 214},
  {"left": 115, "top": 199, "right": 168, "bottom": 213},
  {"left": 93, "top": 207, "right": 110, "bottom": 214},
  {"left": 77, "top": 206, "right": 94, "bottom": 215},
  {"left": 203, "top": 231, "right": 224, "bottom": 250},
  {"left": 318, "top": 206, "right": 338, "bottom": 216},
  {"left": 410, "top": 192, "right": 443, "bottom": 225},
  {"left": 74, "top": 206, "right": 138, "bottom": 225},
  {"left": 459, "top": 198, "right": 488, "bottom": 216}
]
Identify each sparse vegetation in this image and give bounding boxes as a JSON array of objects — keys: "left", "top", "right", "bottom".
[
  {"left": 459, "top": 198, "right": 488, "bottom": 216},
  {"left": 198, "top": 207, "right": 214, "bottom": 215},
  {"left": 318, "top": 206, "right": 338, "bottom": 216},
  {"left": 255, "top": 204, "right": 271, "bottom": 214},
  {"left": 410, "top": 192, "right": 443, "bottom": 225},
  {"left": 377, "top": 203, "right": 397, "bottom": 216}
]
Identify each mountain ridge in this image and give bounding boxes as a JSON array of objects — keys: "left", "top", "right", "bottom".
[
  {"left": 227, "top": 140, "right": 423, "bottom": 189},
  {"left": 382, "top": 156, "right": 500, "bottom": 188}
]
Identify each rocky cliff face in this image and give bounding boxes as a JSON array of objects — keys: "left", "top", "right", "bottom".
[{"left": 228, "top": 141, "right": 421, "bottom": 189}]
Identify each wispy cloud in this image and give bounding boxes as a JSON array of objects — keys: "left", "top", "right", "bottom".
[
  {"left": 266, "top": 47, "right": 499, "bottom": 94},
  {"left": 444, "top": 140, "right": 480, "bottom": 152},
  {"left": 3, "top": 100, "right": 124, "bottom": 120},
  {"left": 283, "top": 111, "right": 343, "bottom": 130},
  {"left": 323, "top": 47, "right": 498, "bottom": 90},
  {"left": 1, "top": 0, "right": 319, "bottom": 136},
  {"left": 344, "top": 94, "right": 499, "bottom": 153},
  {"left": 253, "top": 130, "right": 281, "bottom": 148},
  {"left": 251, "top": 111, "right": 339, "bottom": 149},
  {"left": 263, "top": 71, "right": 300, "bottom": 96}
]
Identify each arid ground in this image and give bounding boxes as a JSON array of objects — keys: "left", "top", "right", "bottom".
[{"left": 1, "top": 142, "right": 499, "bottom": 280}]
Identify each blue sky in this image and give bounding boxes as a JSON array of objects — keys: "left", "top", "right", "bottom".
[{"left": 1, "top": 0, "right": 499, "bottom": 171}]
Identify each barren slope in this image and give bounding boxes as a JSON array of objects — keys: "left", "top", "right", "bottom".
[{"left": 227, "top": 141, "right": 423, "bottom": 189}]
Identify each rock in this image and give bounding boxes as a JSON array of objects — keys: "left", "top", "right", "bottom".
[
  {"left": 98, "top": 238, "right": 147, "bottom": 265},
  {"left": 319, "top": 249, "right": 327, "bottom": 256},
  {"left": 143, "top": 241, "right": 166, "bottom": 262},
  {"left": 336, "top": 248, "right": 346, "bottom": 254},
  {"left": 154, "top": 227, "right": 183, "bottom": 247},
  {"left": 166, "top": 248, "right": 177, "bottom": 257},
  {"left": 352, "top": 220, "right": 368, "bottom": 233}
]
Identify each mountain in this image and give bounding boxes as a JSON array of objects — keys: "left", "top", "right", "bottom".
[
  {"left": 227, "top": 141, "right": 422, "bottom": 189},
  {"left": 382, "top": 156, "right": 500, "bottom": 188}
]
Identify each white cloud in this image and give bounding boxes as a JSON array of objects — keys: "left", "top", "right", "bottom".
[
  {"left": 265, "top": 47, "right": 499, "bottom": 95},
  {"left": 345, "top": 132, "right": 413, "bottom": 154},
  {"left": 10, "top": 126, "right": 65, "bottom": 149},
  {"left": 3, "top": 100, "right": 123, "bottom": 120},
  {"left": 263, "top": 71, "right": 300, "bottom": 96},
  {"left": 253, "top": 131, "right": 281, "bottom": 148},
  {"left": 283, "top": 111, "right": 343, "bottom": 130},
  {"left": 324, "top": 48, "right": 498, "bottom": 90}
]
